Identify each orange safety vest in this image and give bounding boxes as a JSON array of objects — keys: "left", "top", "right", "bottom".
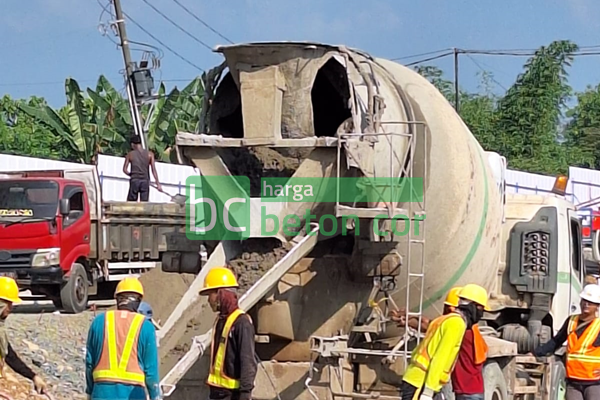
[
  {"left": 411, "top": 312, "right": 465, "bottom": 385},
  {"left": 207, "top": 308, "right": 249, "bottom": 390},
  {"left": 92, "top": 310, "right": 146, "bottom": 386},
  {"left": 472, "top": 325, "right": 488, "bottom": 365},
  {"left": 565, "top": 316, "right": 600, "bottom": 380}
]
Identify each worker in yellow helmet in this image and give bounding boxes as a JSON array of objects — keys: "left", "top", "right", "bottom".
[
  {"left": 391, "top": 286, "right": 462, "bottom": 333},
  {"left": 450, "top": 284, "right": 491, "bottom": 400},
  {"left": 85, "top": 277, "right": 160, "bottom": 400},
  {"left": 0, "top": 277, "right": 47, "bottom": 394},
  {"left": 200, "top": 266, "right": 257, "bottom": 400},
  {"left": 400, "top": 284, "right": 489, "bottom": 400}
]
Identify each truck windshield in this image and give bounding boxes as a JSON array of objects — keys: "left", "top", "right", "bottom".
[{"left": 0, "top": 180, "right": 59, "bottom": 220}]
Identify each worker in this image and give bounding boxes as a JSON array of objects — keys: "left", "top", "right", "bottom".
[
  {"left": 391, "top": 286, "right": 463, "bottom": 333},
  {"left": 532, "top": 284, "right": 600, "bottom": 400},
  {"left": 85, "top": 277, "right": 160, "bottom": 400},
  {"left": 199, "top": 266, "right": 257, "bottom": 400},
  {"left": 122, "top": 134, "right": 161, "bottom": 202},
  {"left": 0, "top": 277, "right": 47, "bottom": 394},
  {"left": 450, "top": 285, "right": 490, "bottom": 400},
  {"left": 400, "top": 284, "right": 489, "bottom": 400}
]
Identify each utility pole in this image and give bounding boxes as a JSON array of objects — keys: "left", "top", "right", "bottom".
[
  {"left": 453, "top": 48, "right": 460, "bottom": 113},
  {"left": 111, "top": 0, "right": 147, "bottom": 149}
]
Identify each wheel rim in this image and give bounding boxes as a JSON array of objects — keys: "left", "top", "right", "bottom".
[{"left": 74, "top": 275, "right": 86, "bottom": 304}]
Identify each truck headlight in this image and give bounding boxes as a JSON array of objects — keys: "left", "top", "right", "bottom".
[{"left": 31, "top": 248, "right": 61, "bottom": 268}]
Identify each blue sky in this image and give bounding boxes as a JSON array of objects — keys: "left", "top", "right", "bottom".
[{"left": 2, "top": 0, "right": 600, "bottom": 108}]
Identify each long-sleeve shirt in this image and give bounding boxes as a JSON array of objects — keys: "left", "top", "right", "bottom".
[
  {"left": 533, "top": 316, "right": 600, "bottom": 386},
  {"left": 85, "top": 312, "right": 161, "bottom": 400},
  {"left": 209, "top": 313, "right": 257, "bottom": 400},
  {"left": 5, "top": 342, "right": 36, "bottom": 380},
  {"left": 403, "top": 314, "right": 466, "bottom": 395}
]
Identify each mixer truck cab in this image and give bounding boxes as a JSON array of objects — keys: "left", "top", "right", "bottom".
[
  {"left": 499, "top": 178, "right": 586, "bottom": 339},
  {"left": 0, "top": 172, "right": 91, "bottom": 306}
]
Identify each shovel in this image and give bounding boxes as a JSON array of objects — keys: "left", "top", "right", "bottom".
[{"left": 150, "top": 183, "right": 188, "bottom": 205}]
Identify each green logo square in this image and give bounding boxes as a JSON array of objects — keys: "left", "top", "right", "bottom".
[{"left": 185, "top": 175, "right": 251, "bottom": 240}]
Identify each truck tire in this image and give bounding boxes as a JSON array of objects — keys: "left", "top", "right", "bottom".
[
  {"left": 549, "top": 359, "right": 566, "bottom": 400},
  {"left": 60, "top": 263, "right": 89, "bottom": 314},
  {"left": 483, "top": 362, "right": 508, "bottom": 400}
]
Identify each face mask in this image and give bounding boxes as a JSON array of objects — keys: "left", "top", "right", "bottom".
[{"left": 458, "top": 302, "right": 481, "bottom": 328}]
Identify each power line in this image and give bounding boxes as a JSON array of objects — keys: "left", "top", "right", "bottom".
[
  {"left": 465, "top": 54, "right": 508, "bottom": 91},
  {"left": 405, "top": 52, "right": 454, "bottom": 67},
  {"left": 139, "top": 0, "right": 213, "bottom": 52},
  {"left": 122, "top": 10, "right": 205, "bottom": 72},
  {"left": 391, "top": 48, "right": 452, "bottom": 61},
  {"left": 169, "top": 0, "right": 233, "bottom": 44}
]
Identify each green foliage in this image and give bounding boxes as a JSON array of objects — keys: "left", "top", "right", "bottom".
[
  {"left": 415, "top": 40, "right": 590, "bottom": 176},
  {"left": 4, "top": 75, "right": 204, "bottom": 164}
]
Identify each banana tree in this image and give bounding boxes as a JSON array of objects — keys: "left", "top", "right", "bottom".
[{"left": 19, "top": 78, "right": 123, "bottom": 163}]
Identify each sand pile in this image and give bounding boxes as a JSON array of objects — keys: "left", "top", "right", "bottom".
[{"left": 138, "top": 268, "right": 197, "bottom": 325}]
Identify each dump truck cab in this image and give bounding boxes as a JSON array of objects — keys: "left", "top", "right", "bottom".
[{"left": 0, "top": 172, "right": 92, "bottom": 307}]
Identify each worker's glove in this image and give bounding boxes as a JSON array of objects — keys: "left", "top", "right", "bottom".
[
  {"left": 419, "top": 387, "right": 434, "bottom": 400},
  {"left": 33, "top": 375, "right": 47, "bottom": 394}
]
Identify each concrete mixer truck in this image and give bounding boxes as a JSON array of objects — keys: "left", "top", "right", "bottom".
[{"left": 153, "top": 42, "right": 592, "bottom": 400}]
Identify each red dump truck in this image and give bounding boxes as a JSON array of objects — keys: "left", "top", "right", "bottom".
[{"left": 0, "top": 166, "right": 190, "bottom": 313}]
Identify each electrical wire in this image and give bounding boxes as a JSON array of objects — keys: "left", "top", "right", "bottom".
[
  {"left": 391, "top": 48, "right": 452, "bottom": 61},
  {"left": 139, "top": 0, "right": 213, "bottom": 51},
  {"left": 170, "top": 0, "right": 234, "bottom": 44},
  {"left": 123, "top": 10, "right": 205, "bottom": 72},
  {"left": 404, "top": 52, "right": 454, "bottom": 67},
  {"left": 465, "top": 54, "right": 508, "bottom": 91}
]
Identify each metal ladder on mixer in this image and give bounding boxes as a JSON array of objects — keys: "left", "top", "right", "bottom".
[{"left": 333, "top": 119, "right": 429, "bottom": 367}]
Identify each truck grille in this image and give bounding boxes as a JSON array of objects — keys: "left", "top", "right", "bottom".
[{"left": 0, "top": 250, "right": 33, "bottom": 267}]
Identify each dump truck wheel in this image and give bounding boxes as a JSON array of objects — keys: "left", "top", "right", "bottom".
[
  {"left": 483, "top": 362, "right": 508, "bottom": 400},
  {"left": 60, "top": 263, "right": 89, "bottom": 314}
]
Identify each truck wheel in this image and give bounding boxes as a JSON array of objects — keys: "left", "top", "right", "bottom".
[
  {"left": 549, "top": 359, "right": 566, "bottom": 400},
  {"left": 60, "top": 263, "right": 89, "bottom": 314},
  {"left": 483, "top": 362, "right": 508, "bottom": 400}
]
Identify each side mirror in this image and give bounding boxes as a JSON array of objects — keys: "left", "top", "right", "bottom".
[
  {"left": 593, "top": 231, "right": 600, "bottom": 263},
  {"left": 59, "top": 199, "right": 70, "bottom": 216}
]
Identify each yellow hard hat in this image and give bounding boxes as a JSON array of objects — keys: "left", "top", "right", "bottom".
[
  {"left": 444, "top": 286, "right": 463, "bottom": 307},
  {"left": 0, "top": 277, "right": 21, "bottom": 304},
  {"left": 115, "top": 277, "right": 144, "bottom": 297},
  {"left": 199, "top": 267, "right": 239, "bottom": 295},
  {"left": 458, "top": 284, "right": 491, "bottom": 311}
]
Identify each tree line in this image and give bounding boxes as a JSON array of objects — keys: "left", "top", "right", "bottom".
[{"left": 0, "top": 39, "right": 599, "bottom": 176}]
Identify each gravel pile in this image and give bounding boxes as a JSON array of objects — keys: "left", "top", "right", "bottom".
[{"left": 2, "top": 309, "right": 95, "bottom": 400}]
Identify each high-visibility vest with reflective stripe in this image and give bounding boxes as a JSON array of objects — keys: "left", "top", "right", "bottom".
[
  {"left": 472, "top": 325, "right": 488, "bottom": 365},
  {"left": 207, "top": 309, "right": 247, "bottom": 390},
  {"left": 92, "top": 310, "right": 146, "bottom": 386},
  {"left": 410, "top": 312, "right": 465, "bottom": 385},
  {"left": 566, "top": 315, "right": 600, "bottom": 380}
]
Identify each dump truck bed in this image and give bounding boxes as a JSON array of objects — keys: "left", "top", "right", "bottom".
[{"left": 93, "top": 201, "right": 188, "bottom": 262}]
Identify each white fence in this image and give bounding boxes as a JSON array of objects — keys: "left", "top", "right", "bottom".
[
  {"left": 0, "top": 153, "right": 200, "bottom": 203},
  {"left": 1, "top": 152, "right": 600, "bottom": 211}
]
